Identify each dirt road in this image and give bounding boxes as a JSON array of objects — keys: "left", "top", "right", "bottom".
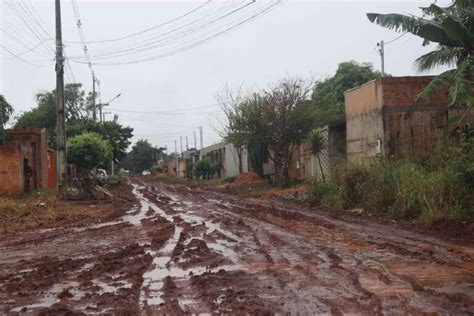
[{"left": 1, "top": 180, "right": 473, "bottom": 314}]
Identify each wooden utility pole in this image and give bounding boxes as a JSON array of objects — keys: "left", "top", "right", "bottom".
[
  {"left": 55, "top": 0, "right": 67, "bottom": 196},
  {"left": 92, "top": 76, "right": 97, "bottom": 121}
]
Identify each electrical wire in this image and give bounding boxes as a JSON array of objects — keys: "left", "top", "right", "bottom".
[
  {"left": 64, "top": 0, "right": 214, "bottom": 45},
  {"left": 66, "top": 1, "right": 244, "bottom": 59},
  {"left": 71, "top": 1, "right": 283, "bottom": 65}
]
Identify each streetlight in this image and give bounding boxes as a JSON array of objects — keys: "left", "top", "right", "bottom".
[{"left": 99, "top": 93, "right": 121, "bottom": 122}]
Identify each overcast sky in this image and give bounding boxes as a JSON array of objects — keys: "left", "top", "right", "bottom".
[{"left": 1, "top": 0, "right": 448, "bottom": 153}]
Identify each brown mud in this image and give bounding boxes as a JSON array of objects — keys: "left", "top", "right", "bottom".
[{"left": 0, "top": 179, "right": 473, "bottom": 314}]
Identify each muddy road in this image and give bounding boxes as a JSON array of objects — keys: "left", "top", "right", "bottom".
[{"left": 1, "top": 180, "right": 473, "bottom": 314}]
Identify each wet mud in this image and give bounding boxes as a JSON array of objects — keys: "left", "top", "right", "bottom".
[{"left": 0, "top": 180, "right": 473, "bottom": 314}]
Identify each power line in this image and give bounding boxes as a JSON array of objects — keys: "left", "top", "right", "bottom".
[
  {"left": 72, "top": 1, "right": 256, "bottom": 60},
  {"left": 0, "top": 44, "right": 48, "bottom": 67},
  {"left": 70, "top": 1, "right": 283, "bottom": 65},
  {"left": 64, "top": 0, "right": 214, "bottom": 45}
]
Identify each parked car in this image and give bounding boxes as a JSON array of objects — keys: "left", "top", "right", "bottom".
[{"left": 142, "top": 170, "right": 151, "bottom": 176}]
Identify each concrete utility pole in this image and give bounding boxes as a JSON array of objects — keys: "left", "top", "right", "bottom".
[
  {"left": 92, "top": 76, "right": 96, "bottom": 121},
  {"left": 55, "top": 0, "right": 67, "bottom": 196},
  {"left": 180, "top": 136, "right": 183, "bottom": 155},
  {"left": 377, "top": 40, "right": 385, "bottom": 77},
  {"left": 186, "top": 136, "right": 189, "bottom": 151},
  {"left": 199, "top": 126, "right": 203, "bottom": 149},
  {"left": 174, "top": 140, "right": 178, "bottom": 176},
  {"left": 193, "top": 131, "right": 197, "bottom": 149}
]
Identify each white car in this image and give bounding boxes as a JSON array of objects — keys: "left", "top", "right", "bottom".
[{"left": 142, "top": 170, "right": 151, "bottom": 176}]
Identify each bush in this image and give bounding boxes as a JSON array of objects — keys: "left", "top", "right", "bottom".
[
  {"left": 150, "top": 165, "right": 163, "bottom": 174},
  {"left": 193, "top": 160, "right": 213, "bottom": 179},
  {"left": 311, "top": 145, "right": 473, "bottom": 223},
  {"left": 67, "top": 132, "right": 112, "bottom": 174},
  {"left": 310, "top": 181, "right": 343, "bottom": 208}
]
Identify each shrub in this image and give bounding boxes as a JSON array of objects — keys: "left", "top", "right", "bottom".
[
  {"left": 67, "top": 132, "right": 112, "bottom": 175},
  {"left": 150, "top": 165, "right": 163, "bottom": 174},
  {"left": 312, "top": 149, "right": 473, "bottom": 223},
  {"left": 193, "top": 160, "right": 212, "bottom": 179},
  {"left": 309, "top": 181, "right": 343, "bottom": 208}
]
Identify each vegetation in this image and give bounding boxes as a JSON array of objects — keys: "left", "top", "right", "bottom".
[
  {"left": 13, "top": 83, "right": 134, "bottom": 155},
  {"left": 220, "top": 78, "right": 314, "bottom": 184},
  {"left": 310, "top": 136, "right": 474, "bottom": 223},
  {"left": 368, "top": 0, "right": 473, "bottom": 108},
  {"left": 308, "top": 130, "right": 326, "bottom": 181},
  {"left": 120, "top": 139, "right": 160, "bottom": 174},
  {"left": 311, "top": 61, "right": 382, "bottom": 127},
  {"left": 68, "top": 118, "right": 133, "bottom": 163},
  {"left": 67, "top": 132, "right": 113, "bottom": 175},
  {"left": 150, "top": 165, "right": 163, "bottom": 173},
  {"left": 193, "top": 159, "right": 217, "bottom": 179},
  {"left": 0, "top": 95, "right": 13, "bottom": 145}
]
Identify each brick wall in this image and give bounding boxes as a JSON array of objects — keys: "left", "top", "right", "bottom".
[
  {"left": 381, "top": 76, "right": 448, "bottom": 107},
  {"left": 0, "top": 144, "right": 24, "bottom": 195},
  {"left": 5, "top": 128, "right": 49, "bottom": 190}
]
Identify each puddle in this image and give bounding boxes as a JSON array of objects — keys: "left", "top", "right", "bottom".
[{"left": 10, "top": 281, "right": 83, "bottom": 313}]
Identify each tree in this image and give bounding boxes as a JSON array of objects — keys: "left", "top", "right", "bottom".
[
  {"left": 0, "top": 95, "right": 14, "bottom": 145},
  {"left": 67, "top": 132, "right": 112, "bottom": 175},
  {"left": 261, "top": 78, "right": 315, "bottom": 184},
  {"left": 14, "top": 91, "right": 56, "bottom": 146},
  {"left": 120, "top": 139, "right": 159, "bottom": 174},
  {"left": 308, "top": 130, "right": 326, "bottom": 182},
  {"left": 67, "top": 118, "right": 133, "bottom": 162},
  {"left": 367, "top": 0, "right": 473, "bottom": 107},
  {"left": 14, "top": 83, "right": 88, "bottom": 147},
  {"left": 311, "top": 61, "right": 382, "bottom": 127},
  {"left": 218, "top": 86, "right": 248, "bottom": 174}
]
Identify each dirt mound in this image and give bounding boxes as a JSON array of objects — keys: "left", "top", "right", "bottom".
[{"left": 235, "top": 173, "right": 261, "bottom": 184}]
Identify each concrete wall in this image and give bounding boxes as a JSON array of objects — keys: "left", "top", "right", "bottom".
[
  {"left": 0, "top": 144, "right": 24, "bottom": 194},
  {"left": 344, "top": 80, "right": 385, "bottom": 163}
]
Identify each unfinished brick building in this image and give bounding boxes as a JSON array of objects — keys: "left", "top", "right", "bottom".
[
  {"left": 0, "top": 128, "right": 55, "bottom": 194},
  {"left": 344, "top": 76, "right": 473, "bottom": 163}
]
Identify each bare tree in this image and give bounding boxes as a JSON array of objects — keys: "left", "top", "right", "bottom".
[{"left": 262, "top": 78, "right": 314, "bottom": 184}]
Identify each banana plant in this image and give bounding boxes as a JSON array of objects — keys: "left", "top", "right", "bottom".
[{"left": 367, "top": 0, "right": 473, "bottom": 108}]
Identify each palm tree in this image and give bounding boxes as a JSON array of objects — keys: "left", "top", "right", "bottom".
[
  {"left": 367, "top": 0, "right": 473, "bottom": 108},
  {"left": 309, "top": 130, "right": 326, "bottom": 182},
  {"left": 0, "top": 95, "right": 14, "bottom": 145}
]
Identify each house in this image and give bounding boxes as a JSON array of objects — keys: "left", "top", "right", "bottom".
[
  {"left": 0, "top": 128, "right": 55, "bottom": 194},
  {"left": 200, "top": 142, "right": 249, "bottom": 179},
  {"left": 344, "top": 76, "right": 473, "bottom": 162}
]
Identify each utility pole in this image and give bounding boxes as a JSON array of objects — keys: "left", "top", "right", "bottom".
[
  {"left": 199, "top": 126, "right": 203, "bottom": 149},
  {"left": 377, "top": 40, "right": 385, "bottom": 77},
  {"left": 55, "top": 0, "right": 67, "bottom": 196},
  {"left": 180, "top": 136, "right": 183, "bottom": 155},
  {"left": 174, "top": 140, "right": 178, "bottom": 176},
  {"left": 92, "top": 75, "right": 96, "bottom": 121},
  {"left": 193, "top": 131, "right": 197, "bottom": 149},
  {"left": 186, "top": 136, "right": 189, "bottom": 151}
]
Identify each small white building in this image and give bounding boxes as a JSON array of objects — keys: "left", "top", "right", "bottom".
[{"left": 199, "top": 142, "right": 249, "bottom": 179}]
